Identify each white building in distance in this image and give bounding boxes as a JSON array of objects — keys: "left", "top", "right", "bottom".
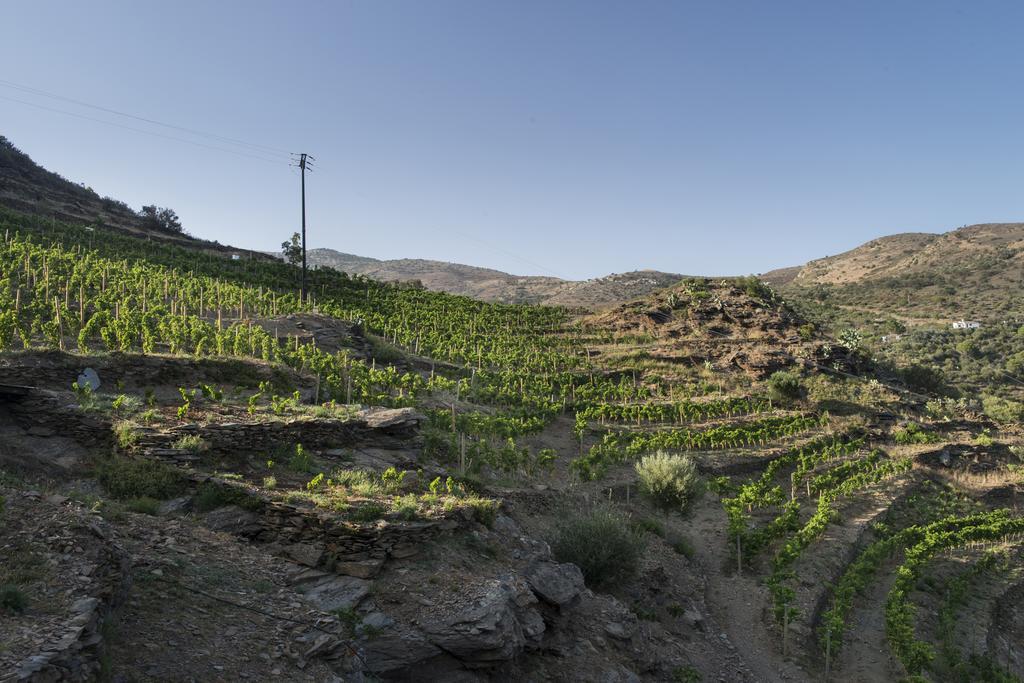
[{"left": 951, "top": 319, "right": 982, "bottom": 330}]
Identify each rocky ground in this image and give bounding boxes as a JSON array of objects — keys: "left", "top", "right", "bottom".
[{"left": 3, "top": 348, "right": 1023, "bottom": 682}]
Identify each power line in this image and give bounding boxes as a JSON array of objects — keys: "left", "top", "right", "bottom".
[
  {"left": 0, "top": 78, "right": 293, "bottom": 158},
  {"left": 149, "top": 575, "right": 366, "bottom": 668},
  {"left": 0, "top": 93, "right": 287, "bottom": 166},
  {"left": 451, "top": 229, "right": 564, "bottom": 279}
]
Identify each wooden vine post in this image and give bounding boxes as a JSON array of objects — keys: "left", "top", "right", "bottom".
[
  {"left": 824, "top": 626, "right": 832, "bottom": 681},
  {"left": 782, "top": 609, "right": 789, "bottom": 655},
  {"left": 53, "top": 296, "right": 63, "bottom": 351},
  {"left": 737, "top": 535, "right": 742, "bottom": 576}
]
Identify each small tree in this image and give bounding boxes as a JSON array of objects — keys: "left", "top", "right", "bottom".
[
  {"left": 281, "top": 232, "right": 303, "bottom": 265},
  {"left": 635, "top": 451, "right": 700, "bottom": 511},
  {"left": 139, "top": 205, "right": 183, "bottom": 233}
]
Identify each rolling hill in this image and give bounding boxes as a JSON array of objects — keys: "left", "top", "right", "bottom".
[
  {"left": 765, "top": 223, "right": 1024, "bottom": 323},
  {"left": 305, "top": 248, "right": 685, "bottom": 308}
]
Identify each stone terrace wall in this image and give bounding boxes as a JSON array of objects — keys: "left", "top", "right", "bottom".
[
  {"left": 0, "top": 350, "right": 304, "bottom": 393},
  {"left": 140, "top": 408, "right": 423, "bottom": 457},
  {"left": 197, "top": 477, "right": 468, "bottom": 580},
  {"left": 0, "top": 385, "right": 111, "bottom": 449}
]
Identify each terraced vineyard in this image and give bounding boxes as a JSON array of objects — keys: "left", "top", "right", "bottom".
[{"left": 1, "top": 204, "right": 1022, "bottom": 681}]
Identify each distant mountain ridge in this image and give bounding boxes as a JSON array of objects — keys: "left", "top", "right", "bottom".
[{"left": 305, "top": 247, "right": 685, "bottom": 308}]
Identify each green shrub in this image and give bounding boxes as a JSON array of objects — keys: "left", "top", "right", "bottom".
[
  {"left": 767, "top": 371, "right": 804, "bottom": 403},
  {"left": 393, "top": 494, "right": 419, "bottom": 521},
  {"left": 286, "top": 444, "right": 314, "bottom": 472},
  {"left": 551, "top": 506, "right": 644, "bottom": 590},
  {"left": 0, "top": 584, "right": 27, "bottom": 613},
  {"left": 632, "top": 517, "right": 666, "bottom": 537},
  {"left": 893, "top": 422, "right": 942, "bottom": 445},
  {"left": 200, "top": 384, "right": 222, "bottom": 402},
  {"left": 71, "top": 381, "right": 100, "bottom": 411},
  {"left": 111, "top": 393, "right": 141, "bottom": 415},
  {"left": 635, "top": 451, "right": 700, "bottom": 511},
  {"left": 350, "top": 503, "right": 386, "bottom": 522},
  {"left": 172, "top": 434, "right": 207, "bottom": 452},
  {"left": 974, "top": 429, "right": 995, "bottom": 447},
  {"left": 114, "top": 421, "right": 140, "bottom": 450},
  {"left": 380, "top": 467, "right": 407, "bottom": 493},
  {"left": 465, "top": 497, "right": 499, "bottom": 527},
  {"left": 96, "top": 456, "right": 186, "bottom": 500},
  {"left": 331, "top": 468, "right": 379, "bottom": 495},
  {"left": 194, "top": 482, "right": 260, "bottom": 512},
  {"left": 736, "top": 275, "right": 774, "bottom": 302},
  {"left": 898, "top": 364, "right": 951, "bottom": 396},
  {"left": 925, "top": 397, "right": 971, "bottom": 421},
  {"left": 125, "top": 496, "right": 160, "bottom": 515},
  {"left": 981, "top": 395, "right": 1024, "bottom": 424},
  {"left": 671, "top": 536, "right": 696, "bottom": 559}
]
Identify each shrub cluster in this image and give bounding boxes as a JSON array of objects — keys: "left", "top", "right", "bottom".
[
  {"left": 551, "top": 506, "right": 644, "bottom": 590},
  {"left": 96, "top": 456, "right": 187, "bottom": 500},
  {"left": 767, "top": 370, "right": 804, "bottom": 403}
]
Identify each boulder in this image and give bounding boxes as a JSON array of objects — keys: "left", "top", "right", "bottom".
[
  {"left": 360, "top": 627, "right": 443, "bottom": 674},
  {"left": 364, "top": 408, "right": 423, "bottom": 430},
  {"left": 334, "top": 557, "right": 385, "bottom": 579},
  {"left": 290, "top": 569, "right": 370, "bottom": 612},
  {"left": 202, "top": 505, "right": 261, "bottom": 535},
  {"left": 421, "top": 577, "right": 543, "bottom": 665},
  {"left": 284, "top": 542, "right": 325, "bottom": 567},
  {"left": 525, "top": 560, "right": 585, "bottom": 607},
  {"left": 157, "top": 497, "right": 192, "bottom": 516},
  {"left": 681, "top": 608, "right": 704, "bottom": 630}
]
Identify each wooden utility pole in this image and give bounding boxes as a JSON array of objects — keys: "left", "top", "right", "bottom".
[{"left": 292, "top": 152, "right": 315, "bottom": 303}]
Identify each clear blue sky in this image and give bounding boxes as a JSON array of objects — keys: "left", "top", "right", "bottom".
[{"left": 3, "top": 1, "right": 1023, "bottom": 279}]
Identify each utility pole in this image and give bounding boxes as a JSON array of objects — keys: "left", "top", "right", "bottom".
[{"left": 291, "top": 152, "right": 315, "bottom": 303}]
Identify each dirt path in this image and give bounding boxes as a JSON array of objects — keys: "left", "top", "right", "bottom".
[
  {"left": 688, "top": 494, "right": 812, "bottom": 683},
  {"left": 790, "top": 476, "right": 917, "bottom": 632},
  {"left": 830, "top": 566, "right": 901, "bottom": 682}
]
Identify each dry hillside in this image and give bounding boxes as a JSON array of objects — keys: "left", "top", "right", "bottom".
[
  {"left": 766, "top": 223, "right": 1024, "bottom": 322},
  {"left": 308, "top": 248, "right": 684, "bottom": 309},
  {"left": 0, "top": 136, "right": 271, "bottom": 260}
]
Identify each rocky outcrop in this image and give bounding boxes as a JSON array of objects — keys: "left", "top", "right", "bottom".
[
  {"left": 289, "top": 568, "right": 371, "bottom": 612},
  {"left": 421, "top": 576, "right": 545, "bottom": 666},
  {"left": 1, "top": 493, "right": 130, "bottom": 682},
  {"left": 347, "top": 527, "right": 598, "bottom": 677},
  {"left": 357, "top": 627, "right": 446, "bottom": 675}
]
